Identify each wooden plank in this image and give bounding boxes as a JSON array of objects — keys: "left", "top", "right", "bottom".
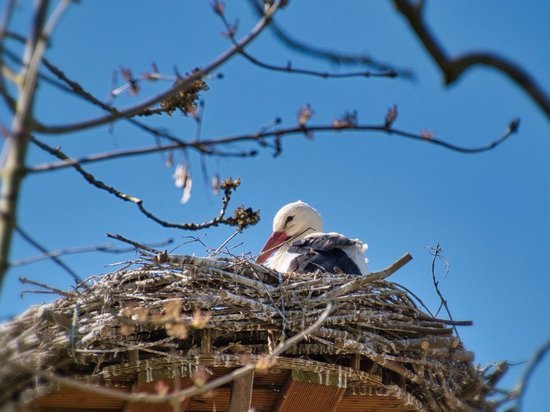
[
  {"left": 336, "top": 394, "right": 420, "bottom": 411},
  {"left": 123, "top": 380, "right": 191, "bottom": 412},
  {"left": 29, "top": 387, "right": 126, "bottom": 409},
  {"left": 351, "top": 354, "right": 361, "bottom": 370},
  {"left": 337, "top": 385, "right": 424, "bottom": 412},
  {"left": 23, "top": 409, "right": 121, "bottom": 412},
  {"left": 200, "top": 329, "right": 212, "bottom": 354},
  {"left": 228, "top": 370, "right": 254, "bottom": 412},
  {"left": 274, "top": 371, "right": 346, "bottom": 412},
  {"left": 186, "top": 387, "right": 280, "bottom": 411}
]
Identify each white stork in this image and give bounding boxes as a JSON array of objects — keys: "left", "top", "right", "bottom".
[{"left": 256, "top": 201, "right": 368, "bottom": 275}]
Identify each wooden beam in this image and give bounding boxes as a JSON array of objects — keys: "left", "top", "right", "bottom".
[
  {"left": 274, "top": 370, "right": 346, "bottom": 412},
  {"left": 200, "top": 329, "right": 212, "bottom": 354},
  {"left": 28, "top": 387, "right": 126, "bottom": 409},
  {"left": 228, "top": 370, "right": 255, "bottom": 412},
  {"left": 351, "top": 354, "right": 361, "bottom": 370}
]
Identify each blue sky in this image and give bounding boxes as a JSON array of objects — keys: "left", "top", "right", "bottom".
[{"left": 1, "top": 1, "right": 549, "bottom": 410}]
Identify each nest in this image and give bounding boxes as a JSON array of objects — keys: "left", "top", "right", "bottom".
[{"left": 0, "top": 253, "right": 497, "bottom": 411}]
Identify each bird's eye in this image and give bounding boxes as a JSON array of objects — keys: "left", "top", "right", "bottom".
[{"left": 285, "top": 215, "right": 294, "bottom": 225}]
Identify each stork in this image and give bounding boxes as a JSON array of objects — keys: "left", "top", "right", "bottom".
[{"left": 256, "top": 201, "right": 368, "bottom": 275}]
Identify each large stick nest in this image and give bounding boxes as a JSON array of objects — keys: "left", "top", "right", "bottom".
[{"left": 0, "top": 253, "right": 498, "bottom": 410}]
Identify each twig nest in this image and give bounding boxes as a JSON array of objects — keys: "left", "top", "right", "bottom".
[{"left": 0, "top": 254, "right": 500, "bottom": 410}]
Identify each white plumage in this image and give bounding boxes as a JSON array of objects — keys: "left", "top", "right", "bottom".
[{"left": 257, "top": 201, "right": 368, "bottom": 275}]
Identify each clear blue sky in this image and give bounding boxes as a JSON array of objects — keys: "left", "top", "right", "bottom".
[{"left": 1, "top": 1, "right": 549, "bottom": 410}]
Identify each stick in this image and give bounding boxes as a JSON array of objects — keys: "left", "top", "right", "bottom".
[{"left": 317, "top": 252, "right": 412, "bottom": 301}]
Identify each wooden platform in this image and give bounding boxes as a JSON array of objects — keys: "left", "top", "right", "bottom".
[{"left": 20, "top": 355, "right": 424, "bottom": 412}]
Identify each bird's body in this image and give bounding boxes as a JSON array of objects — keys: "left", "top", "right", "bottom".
[{"left": 257, "top": 201, "right": 368, "bottom": 275}]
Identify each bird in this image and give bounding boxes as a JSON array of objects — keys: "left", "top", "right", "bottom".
[{"left": 256, "top": 201, "right": 368, "bottom": 275}]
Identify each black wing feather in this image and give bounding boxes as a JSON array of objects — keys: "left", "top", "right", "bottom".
[
  {"left": 288, "top": 234, "right": 358, "bottom": 253},
  {"left": 287, "top": 234, "right": 362, "bottom": 275}
]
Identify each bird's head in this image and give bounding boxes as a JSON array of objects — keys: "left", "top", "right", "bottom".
[{"left": 256, "top": 201, "right": 323, "bottom": 264}]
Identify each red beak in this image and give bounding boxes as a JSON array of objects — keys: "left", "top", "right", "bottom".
[{"left": 256, "top": 231, "right": 288, "bottom": 264}]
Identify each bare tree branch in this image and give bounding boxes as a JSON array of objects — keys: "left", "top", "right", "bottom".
[
  {"left": 18, "top": 276, "right": 73, "bottom": 297},
  {"left": 29, "top": 60, "right": 257, "bottom": 157},
  {"left": 0, "top": 0, "right": 71, "bottom": 291},
  {"left": 2, "top": 43, "right": 80, "bottom": 104},
  {"left": 247, "top": 0, "right": 413, "bottom": 77},
  {"left": 32, "top": 2, "right": 282, "bottom": 135},
  {"left": 393, "top": 0, "right": 550, "bottom": 120},
  {"left": 28, "top": 117, "right": 519, "bottom": 175},
  {"left": 429, "top": 243, "right": 459, "bottom": 339},
  {"left": 29, "top": 137, "right": 260, "bottom": 232},
  {"left": 10, "top": 238, "right": 173, "bottom": 267},
  {"left": 239, "top": 48, "right": 398, "bottom": 79},
  {"left": 14, "top": 225, "right": 81, "bottom": 283},
  {"left": 393, "top": 281, "right": 435, "bottom": 318},
  {"left": 217, "top": 9, "right": 398, "bottom": 80},
  {"left": 38, "top": 58, "right": 198, "bottom": 146},
  {"left": 515, "top": 339, "right": 550, "bottom": 411},
  {"left": 28, "top": 136, "right": 257, "bottom": 174},
  {"left": 106, "top": 233, "right": 162, "bottom": 255},
  {"left": 0, "top": 0, "right": 18, "bottom": 113}
]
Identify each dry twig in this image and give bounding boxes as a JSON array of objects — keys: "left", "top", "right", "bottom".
[
  {"left": 514, "top": 339, "right": 550, "bottom": 411},
  {"left": 247, "top": 0, "right": 412, "bottom": 77},
  {"left": 429, "top": 243, "right": 459, "bottom": 339},
  {"left": 14, "top": 225, "right": 81, "bottom": 283}
]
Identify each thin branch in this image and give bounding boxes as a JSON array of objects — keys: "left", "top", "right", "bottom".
[
  {"left": 240, "top": 49, "right": 399, "bottom": 79},
  {"left": 393, "top": 0, "right": 550, "bottom": 120},
  {"left": 1, "top": 30, "right": 28, "bottom": 45},
  {"left": 210, "top": 228, "right": 241, "bottom": 256},
  {"left": 38, "top": 58, "right": 194, "bottom": 146},
  {"left": 33, "top": 2, "right": 282, "bottom": 135},
  {"left": 30, "top": 137, "right": 257, "bottom": 231},
  {"left": 14, "top": 225, "right": 82, "bottom": 283},
  {"left": 16, "top": 302, "right": 334, "bottom": 404},
  {"left": 429, "top": 243, "right": 459, "bottom": 339},
  {"left": 2, "top": 44, "right": 82, "bottom": 99},
  {"left": 28, "top": 118, "right": 519, "bottom": 174},
  {"left": 515, "top": 339, "right": 550, "bottom": 411},
  {"left": 0, "top": 2, "right": 17, "bottom": 51},
  {"left": 3, "top": 39, "right": 137, "bottom": 115},
  {"left": 393, "top": 281, "right": 435, "bottom": 318},
  {"left": 0, "top": 0, "right": 70, "bottom": 291},
  {"left": 18, "top": 276, "right": 73, "bottom": 297},
  {"left": 106, "top": 233, "right": 161, "bottom": 255},
  {"left": 362, "top": 252, "right": 413, "bottom": 282},
  {"left": 217, "top": 11, "right": 398, "bottom": 80},
  {"left": 247, "top": 0, "right": 412, "bottom": 77},
  {"left": 26, "top": 136, "right": 257, "bottom": 174},
  {"left": 0, "top": 0, "right": 18, "bottom": 113},
  {"left": 10, "top": 238, "right": 173, "bottom": 267},
  {"left": 316, "top": 252, "right": 412, "bottom": 302}
]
